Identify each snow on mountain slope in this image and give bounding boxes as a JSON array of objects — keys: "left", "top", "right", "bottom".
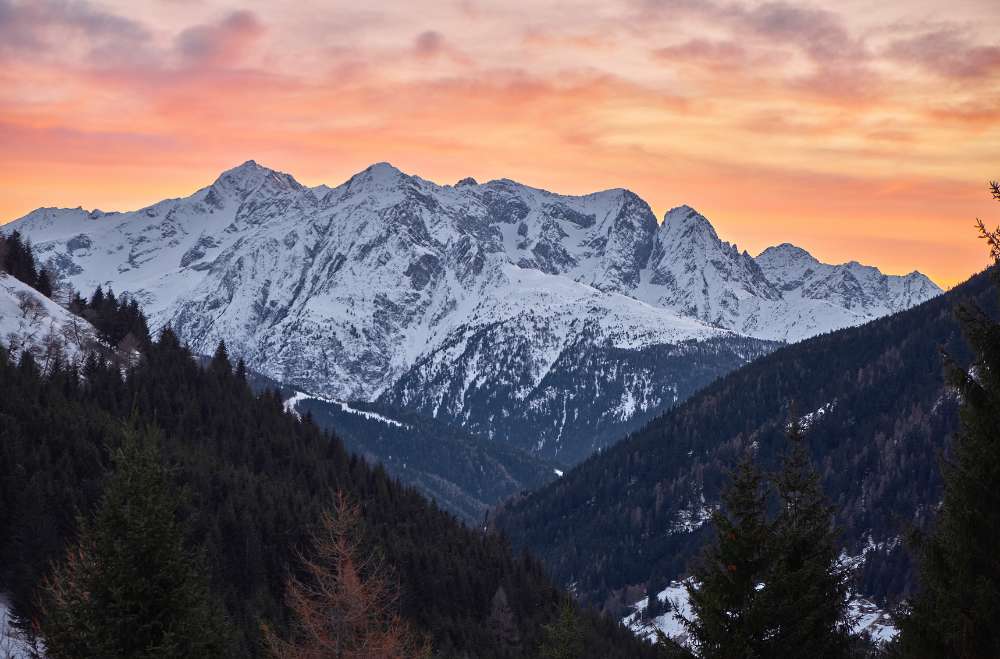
[
  {"left": 2, "top": 161, "right": 941, "bottom": 460},
  {"left": 623, "top": 579, "right": 898, "bottom": 650},
  {"left": 0, "top": 272, "right": 101, "bottom": 363},
  {"left": 634, "top": 205, "right": 781, "bottom": 331},
  {"left": 629, "top": 207, "right": 942, "bottom": 342}
]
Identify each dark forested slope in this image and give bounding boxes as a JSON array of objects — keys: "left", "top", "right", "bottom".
[
  {"left": 0, "top": 333, "right": 660, "bottom": 658},
  {"left": 495, "top": 268, "right": 998, "bottom": 614}
]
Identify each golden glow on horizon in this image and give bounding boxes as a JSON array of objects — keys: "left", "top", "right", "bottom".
[{"left": 1, "top": 0, "right": 998, "bottom": 287}]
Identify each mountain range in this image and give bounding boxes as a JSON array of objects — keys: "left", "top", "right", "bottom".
[{"left": 3, "top": 161, "right": 941, "bottom": 463}]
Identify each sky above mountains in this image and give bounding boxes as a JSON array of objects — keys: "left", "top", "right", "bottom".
[{"left": 1, "top": 0, "right": 998, "bottom": 287}]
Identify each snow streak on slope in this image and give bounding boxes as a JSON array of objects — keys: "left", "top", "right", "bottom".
[{"left": 283, "top": 391, "right": 407, "bottom": 428}]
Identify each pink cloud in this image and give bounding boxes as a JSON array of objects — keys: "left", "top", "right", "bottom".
[{"left": 175, "top": 10, "right": 265, "bottom": 67}]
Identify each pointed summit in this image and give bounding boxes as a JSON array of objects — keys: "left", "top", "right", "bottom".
[
  {"left": 660, "top": 205, "right": 723, "bottom": 243},
  {"left": 210, "top": 160, "right": 302, "bottom": 199},
  {"left": 756, "top": 243, "right": 818, "bottom": 266},
  {"left": 344, "top": 162, "right": 409, "bottom": 191}
]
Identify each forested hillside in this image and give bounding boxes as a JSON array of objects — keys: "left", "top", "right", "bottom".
[
  {"left": 494, "top": 266, "right": 998, "bottom": 614},
  {"left": 0, "top": 332, "right": 662, "bottom": 658}
]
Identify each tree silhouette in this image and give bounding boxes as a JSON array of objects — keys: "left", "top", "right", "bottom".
[
  {"left": 37, "top": 425, "right": 231, "bottom": 659},
  {"left": 893, "top": 180, "right": 1000, "bottom": 658}
]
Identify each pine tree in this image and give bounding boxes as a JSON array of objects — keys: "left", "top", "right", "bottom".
[
  {"left": 762, "top": 418, "right": 849, "bottom": 659},
  {"left": 684, "top": 452, "right": 774, "bottom": 658},
  {"left": 537, "top": 601, "right": 585, "bottom": 659},
  {"left": 38, "top": 425, "right": 232, "bottom": 659},
  {"left": 893, "top": 183, "right": 1000, "bottom": 658}
]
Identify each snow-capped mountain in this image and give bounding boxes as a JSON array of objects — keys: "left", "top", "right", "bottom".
[{"left": 2, "top": 161, "right": 940, "bottom": 461}]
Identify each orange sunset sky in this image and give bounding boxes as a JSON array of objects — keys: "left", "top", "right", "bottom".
[{"left": 1, "top": 0, "right": 998, "bottom": 287}]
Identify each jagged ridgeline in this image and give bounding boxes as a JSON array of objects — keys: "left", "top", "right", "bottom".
[
  {"left": 0, "top": 335, "right": 661, "bottom": 658},
  {"left": 493, "top": 266, "right": 998, "bottom": 614},
  {"left": 4, "top": 161, "right": 939, "bottom": 465}
]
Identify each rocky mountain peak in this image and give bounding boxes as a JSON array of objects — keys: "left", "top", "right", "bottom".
[
  {"left": 756, "top": 242, "right": 816, "bottom": 264},
  {"left": 661, "top": 205, "right": 718, "bottom": 236},
  {"left": 344, "top": 162, "right": 410, "bottom": 191},
  {"left": 210, "top": 160, "right": 303, "bottom": 200}
]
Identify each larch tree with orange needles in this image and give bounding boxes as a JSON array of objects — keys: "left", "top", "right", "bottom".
[{"left": 263, "top": 493, "right": 430, "bottom": 659}]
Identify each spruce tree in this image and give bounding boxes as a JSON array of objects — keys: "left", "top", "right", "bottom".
[
  {"left": 0, "top": 231, "right": 40, "bottom": 288},
  {"left": 762, "top": 419, "right": 848, "bottom": 659},
  {"left": 38, "top": 425, "right": 232, "bottom": 659},
  {"left": 893, "top": 183, "right": 1000, "bottom": 658},
  {"left": 235, "top": 357, "right": 248, "bottom": 382},
  {"left": 684, "top": 452, "right": 774, "bottom": 658},
  {"left": 209, "top": 340, "right": 232, "bottom": 377},
  {"left": 538, "top": 601, "right": 585, "bottom": 659},
  {"left": 88, "top": 286, "right": 105, "bottom": 310},
  {"left": 35, "top": 268, "right": 53, "bottom": 298}
]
